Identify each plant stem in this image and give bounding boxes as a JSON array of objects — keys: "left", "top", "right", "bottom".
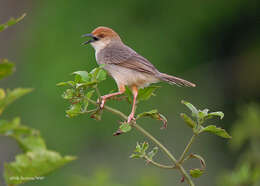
[
  {"left": 87, "top": 98, "right": 195, "bottom": 186},
  {"left": 144, "top": 156, "right": 176, "bottom": 169},
  {"left": 179, "top": 134, "right": 197, "bottom": 164},
  {"left": 95, "top": 86, "right": 101, "bottom": 98}
]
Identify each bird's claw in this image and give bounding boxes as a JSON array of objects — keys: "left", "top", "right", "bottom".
[{"left": 97, "top": 96, "right": 106, "bottom": 109}]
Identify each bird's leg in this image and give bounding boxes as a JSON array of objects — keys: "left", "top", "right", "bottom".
[
  {"left": 100, "top": 84, "right": 125, "bottom": 109},
  {"left": 127, "top": 85, "right": 138, "bottom": 123}
]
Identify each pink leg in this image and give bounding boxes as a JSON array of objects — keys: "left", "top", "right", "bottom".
[
  {"left": 100, "top": 85, "right": 125, "bottom": 109},
  {"left": 127, "top": 85, "right": 138, "bottom": 123}
]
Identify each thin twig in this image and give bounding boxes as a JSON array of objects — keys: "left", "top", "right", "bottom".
[
  {"left": 95, "top": 86, "right": 101, "bottom": 99},
  {"left": 87, "top": 98, "right": 195, "bottom": 186},
  {"left": 179, "top": 134, "right": 197, "bottom": 164},
  {"left": 144, "top": 156, "right": 176, "bottom": 169}
]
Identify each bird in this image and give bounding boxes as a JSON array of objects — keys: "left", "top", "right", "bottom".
[{"left": 82, "top": 26, "right": 196, "bottom": 123}]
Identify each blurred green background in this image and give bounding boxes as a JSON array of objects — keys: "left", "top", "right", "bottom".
[{"left": 0, "top": 0, "right": 260, "bottom": 185}]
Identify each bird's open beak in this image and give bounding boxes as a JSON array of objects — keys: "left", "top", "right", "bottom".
[{"left": 81, "top": 33, "right": 96, "bottom": 45}]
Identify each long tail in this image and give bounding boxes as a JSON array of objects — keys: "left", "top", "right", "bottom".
[{"left": 158, "top": 72, "right": 196, "bottom": 87}]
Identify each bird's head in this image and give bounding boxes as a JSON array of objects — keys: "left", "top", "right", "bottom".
[{"left": 82, "top": 26, "right": 121, "bottom": 51}]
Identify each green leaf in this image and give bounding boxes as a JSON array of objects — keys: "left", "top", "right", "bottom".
[
  {"left": 96, "top": 68, "right": 107, "bottom": 81},
  {"left": 66, "top": 103, "right": 81, "bottom": 118},
  {"left": 0, "top": 13, "right": 26, "bottom": 32},
  {"left": 190, "top": 168, "right": 204, "bottom": 178},
  {"left": 201, "top": 125, "right": 232, "bottom": 139},
  {"left": 90, "top": 109, "right": 103, "bottom": 121},
  {"left": 130, "top": 142, "right": 149, "bottom": 159},
  {"left": 206, "top": 111, "right": 224, "bottom": 120},
  {"left": 0, "top": 59, "right": 15, "bottom": 80},
  {"left": 181, "top": 100, "right": 198, "bottom": 117},
  {"left": 83, "top": 90, "right": 95, "bottom": 112},
  {"left": 188, "top": 154, "right": 206, "bottom": 169},
  {"left": 198, "top": 109, "right": 209, "bottom": 120},
  {"left": 90, "top": 66, "right": 107, "bottom": 82},
  {"left": 0, "top": 88, "right": 5, "bottom": 99},
  {"left": 15, "top": 135, "right": 46, "bottom": 152},
  {"left": 0, "top": 118, "right": 20, "bottom": 134},
  {"left": 147, "top": 147, "right": 159, "bottom": 160},
  {"left": 138, "top": 86, "right": 160, "bottom": 101},
  {"left": 130, "top": 153, "right": 141, "bottom": 159},
  {"left": 135, "top": 142, "right": 142, "bottom": 153},
  {"left": 72, "top": 71, "right": 90, "bottom": 82},
  {"left": 4, "top": 150, "right": 76, "bottom": 185},
  {"left": 0, "top": 88, "right": 33, "bottom": 115},
  {"left": 119, "top": 122, "right": 132, "bottom": 133},
  {"left": 62, "top": 89, "right": 74, "bottom": 100},
  {"left": 57, "top": 81, "right": 76, "bottom": 87},
  {"left": 141, "top": 141, "right": 149, "bottom": 152},
  {"left": 180, "top": 113, "right": 196, "bottom": 128},
  {"left": 56, "top": 82, "right": 69, "bottom": 86},
  {"left": 137, "top": 109, "right": 167, "bottom": 129},
  {"left": 0, "top": 118, "right": 46, "bottom": 152}
]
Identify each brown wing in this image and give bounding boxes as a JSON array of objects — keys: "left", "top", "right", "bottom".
[{"left": 98, "top": 43, "right": 159, "bottom": 75}]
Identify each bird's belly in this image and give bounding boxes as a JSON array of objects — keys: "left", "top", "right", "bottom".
[{"left": 104, "top": 64, "right": 158, "bottom": 88}]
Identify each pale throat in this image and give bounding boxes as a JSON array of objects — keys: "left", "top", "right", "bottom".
[{"left": 91, "top": 40, "right": 110, "bottom": 55}]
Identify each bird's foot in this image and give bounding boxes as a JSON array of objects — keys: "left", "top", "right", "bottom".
[
  {"left": 98, "top": 96, "right": 106, "bottom": 109},
  {"left": 127, "top": 113, "right": 136, "bottom": 123}
]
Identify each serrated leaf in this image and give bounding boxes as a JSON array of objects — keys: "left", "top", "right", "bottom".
[
  {"left": 181, "top": 100, "right": 198, "bottom": 117},
  {"left": 206, "top": 111, "right": 224, "bottom": 120},
  {"left": 4, "top": 150, "right": 76, "bottom": 185},
  {"left": 137, "top": 109, "right": 167, "bottom": 129},
  {"left": 0, "top": 118, "right": 46, "bottom": 152},
  {"left": 180, "top": 113, "right": 196, "bottom": 128},
  {"left": 189, "top": 154, "right": 206, "bottom": 169},
  {"left": 0, "top": 13, "right": 26, "bottom": 32},
  {"left": 202, "top": 125, "right": 231, "bottom": 139},
  {"left": 190, "top": 168, "right": 204, "bottom": 178},
  {"left": 0, "top": 88, "right": 33, "bottom": 115},
  {"left": 15, "top": 135, "right": 46, "bottom": 152},
  {"left": 119, "top": 122, "right": 132, "bottom": 133},
  {"left": 138, "top": 86, "right": 160, "bottom": 101},
  {"left": 0, "top": 59, "right": 15, "bottom": 80}
]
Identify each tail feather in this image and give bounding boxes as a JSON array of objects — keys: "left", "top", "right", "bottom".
[{"left": 158, "top": 72, "right": 196, "bottom": 87}]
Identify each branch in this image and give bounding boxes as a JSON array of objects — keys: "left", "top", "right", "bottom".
[
  {"left": 144, "top": 156, "right": 176, "bottom": 169},
  {"left": 87, "top": 98, "right": 195, "bottom": 186},
  {"left": 179, "top": 134, "right": 197, "bottom": 164}
]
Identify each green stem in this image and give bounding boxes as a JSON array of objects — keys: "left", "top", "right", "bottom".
[
  {"left": 144, "top": 156, "right": 176, "bottom": 169},
  {"left": 87, "top": 98, "right": 195, "bottom": 186},
  {"left": 95, "top": 86, "right": 101, "bottom": 98},
  {"left": 179, "top": 134, "right": 197, "bottom": 164}
]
